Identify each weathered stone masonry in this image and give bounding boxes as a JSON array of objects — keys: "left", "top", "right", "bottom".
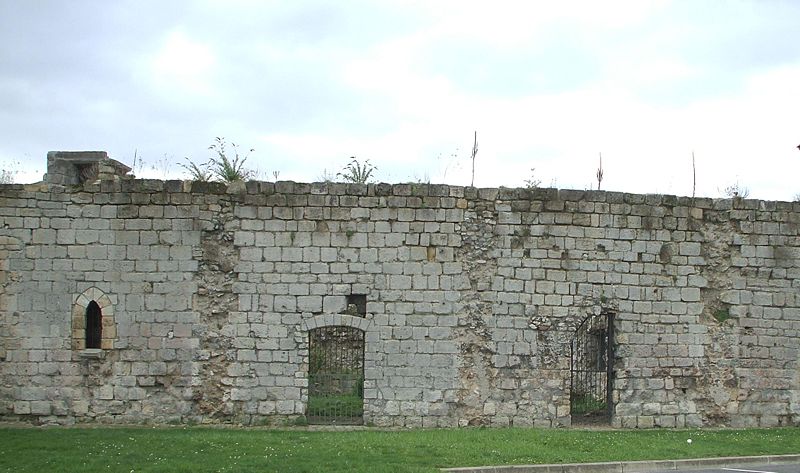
[{"left": 1, "top": 152, "right": 799, "bottom": 428}]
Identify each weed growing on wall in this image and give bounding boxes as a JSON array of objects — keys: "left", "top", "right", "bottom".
[
  {"left": 316, "top": 169, "right": 336, "bottom": 183},
  {"left": 596, "top": 152, "right": 604, "bottom": 190},
  {"left": 181, "top": 137, "right": 257, "bottom": 183},
  {"left": 336, "top": 157, "right": 377, "bottom": 183},
  {"left": 207, "top": 137, "right": 256, "bottom": 183},
  {"left": 524, "top": 168, "right": 542, "bottom": 189},
  {"left": 150, "top": 153, "right": 174, "bottom": 179},
  {"left": 0, "top": 159, "right": 20, "bottom": 184},
  {"left": 713, "top": 308, "right": 732, "bottom": 324},
  {"left": 721, "top": 182, "right": 750, "bottom": 199},
  {"left": 179, "top": 158, "right": 213, "bottom": 181}
]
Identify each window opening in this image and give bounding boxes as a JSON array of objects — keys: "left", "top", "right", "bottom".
[
  {"left": 85, "top": 301, "right": 102, "bottom": 349},
  {"left": 344, "top": 294, "right": 367, "bottom": 317}
]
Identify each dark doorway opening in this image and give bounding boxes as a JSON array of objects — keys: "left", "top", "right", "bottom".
[
  {"left": 307, "top": 326, "right": 365, "bottom": 425},
  {"left": 570, "top": 311, "right": 614, "bottom": 425}
]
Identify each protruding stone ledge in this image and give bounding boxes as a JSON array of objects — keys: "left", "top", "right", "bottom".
[{"left": 78, "top": 349, "right": 104, "bottom": 360}]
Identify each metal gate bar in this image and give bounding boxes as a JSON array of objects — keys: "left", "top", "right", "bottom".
[
  {"left": 570, "top": 312, "right": 614, "bottom": 424},
  {"left": 307, "top": 326, "right": 365, "bottom": 425}
]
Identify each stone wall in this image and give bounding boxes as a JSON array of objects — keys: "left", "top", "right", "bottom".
[{"left": 0, "top": 157, "right": 798, "bottom": 428}]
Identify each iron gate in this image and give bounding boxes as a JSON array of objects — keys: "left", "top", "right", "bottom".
[
  {"left": 570, "top": 312, "right": 614, "bottom": 424},
  {"left": 307, "top": 326, "right": 365, "bottom": 425}
]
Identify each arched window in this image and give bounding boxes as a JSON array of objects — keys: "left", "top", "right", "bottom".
[
  {"left": 85, "top": 301, "right": 102, "bottom": 349},
  {"left": 72, "top": 287, "right": 115, "bottom": 351}
]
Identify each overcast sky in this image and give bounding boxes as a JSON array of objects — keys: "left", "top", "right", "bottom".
[{"left": 1, "top": 0, "right": 799, "bottom": 200}]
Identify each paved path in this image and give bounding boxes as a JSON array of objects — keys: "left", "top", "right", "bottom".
[
  {"left": 652, "top": 464, "right": 800, "bottom": 473},
  {"left": 441, "top": 455, "right": 800, "bottom": 473}
]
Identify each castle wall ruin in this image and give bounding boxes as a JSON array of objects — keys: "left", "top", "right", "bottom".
[{"left": 0, "top": 152, "right": 798, "bottom": 428}]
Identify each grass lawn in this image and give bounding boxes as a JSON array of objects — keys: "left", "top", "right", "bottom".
[
  {"left": 0, "top": 425, "right": 798, "bottom": 473},
  {"left": 307, "top": 394, "right": 364, "bottom": 417}
]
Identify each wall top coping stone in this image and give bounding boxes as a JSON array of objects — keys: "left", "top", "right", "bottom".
[
  {"left": 1, "top": 152, "right": 798, "bottom": 210},
  {"left": 0, "top": 179, "right": 800, "bottom": 212},
  {"left": 47, "top": 151, "right": 109, "bottom": 164},
  {"left": 2, "top": 178, "right": 799, "bottom": 211}
]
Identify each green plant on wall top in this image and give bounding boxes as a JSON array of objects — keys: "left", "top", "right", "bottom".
[
  {"left": 179, "top": 157, "right": 213, "bottom": 182},
  {"left": 337, "top": 157, "right": 377, "bottom": 184},
  {"left": 721, "top": 182, "right": 750, "bottom": 199},
  {"left": 181, "top": 137, "right": 257, "bottom": 183},
  {"left": 208, "top": 137, "right": 256, "bottom": 183},
  {"left": 0, "top": 159, "right": 20, "bottom": 184},
  {"left": 524, "top": 168, "right": 542, "bottom": 189}
]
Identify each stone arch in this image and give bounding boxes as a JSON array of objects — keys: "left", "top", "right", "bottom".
[
  {"left": 72, "top": 287, "right": 115, "bottom": 350},
  {"left": 301, "top": 313, "right": 374, "bottom": 333}
]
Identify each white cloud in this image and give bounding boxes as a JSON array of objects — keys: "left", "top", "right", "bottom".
[
  {"left": 399, "top": 0, "right": 668, "bottom": 47},
  {"left": 149, "top": 30, "right": 217, "bottom": 96}
]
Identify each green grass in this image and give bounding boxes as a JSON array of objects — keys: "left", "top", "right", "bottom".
[
  {"left": 0, "top": 426, "right": 798, "bottom": 473},
  {"left": 571, "top": 393, "right": 607, "bottom": 416},
  {"left": 307, "top": 394, "right": 364, "bottom": 417}
]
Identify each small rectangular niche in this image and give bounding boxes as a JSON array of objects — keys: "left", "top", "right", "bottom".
[{"left": 344, "top": 294, "right": 367, "bottom": 317}]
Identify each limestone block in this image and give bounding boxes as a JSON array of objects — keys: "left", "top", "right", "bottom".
[
  {"left": 31, "top": 229, "right": 56, "bottom": 244},
  {"left": 681, "top": 287, "right": 701, "bottom": 302},
  {"left": 275, "top": 400, "right": 295, "bottom": 414},
  {"left": 95, "top": 385, "right": 113, "bottom": 400}
]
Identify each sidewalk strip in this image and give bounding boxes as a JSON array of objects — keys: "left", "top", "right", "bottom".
[
  {"left": 722, "top": 469, "right": 777, "bottom": 473},
  {"left": 442, "top": 454, "right": 800, "bottom": 473}
]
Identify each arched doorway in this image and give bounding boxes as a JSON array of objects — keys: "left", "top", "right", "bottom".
[
  {"left": 307, "top": 325, "right": 365, "bottom": 425},
  {"left": 570, "top": 311, "right": 614, "bottom": 425}
]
